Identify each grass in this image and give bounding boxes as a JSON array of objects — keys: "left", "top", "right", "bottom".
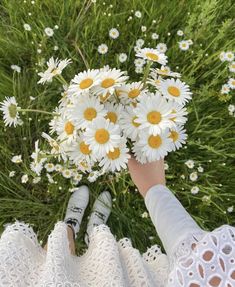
[{"left": 0, "top": 0, "right": 234, "bottom": 254}]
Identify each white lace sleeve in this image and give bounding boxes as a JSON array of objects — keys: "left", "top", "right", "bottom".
[{"left": 144, "top": 184, "right": 204, "bottom": 257}]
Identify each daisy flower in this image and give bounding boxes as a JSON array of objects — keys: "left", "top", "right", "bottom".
[
  {"left": 219, "top": 52, "right": 226, "bottom": 62},
  {"left": 179, "top": 40, "right": 190, "bottom": 51},
  {"left": 68, "top": 95, "right": 106, "bottom": 129},
  {"left": 198, "top": 166, "right": 204, "bottom": 173},
  {"left": 134, "top": 11, "right": 142, "bottom": 18},
  {"left": 93, "top": 68, "right": 128, "bottom": 96},
  {"left": 21, "top": 174, "right": 29, "bottom": 183},
  {"left": 23, "top": 24, "right": 31, "bottom": 31},
  {"left": 159, "top": 78, "right": 192, "bottom": 105},
  {"left": 56, "top": 116, "right": 77, "bottom": 144},
  {"left": 0, "top": 97, "right": 21, "bottom": 127},
  {"left": 134, "top": 93, "right": 174, "bottom": 135},
  {"left": 62, "top": 169, "right": 73, "bottom": 179},
  {"left": 169, "top": 103, "right": 188, "bottom": 125},
  {"left": 156, "top": 43, "right": 167, "bottom": 53},
  {"left": 84, "top": 117, "right": 121, "bottom": 158},
  {"left": 99, "top": 138, "right": 130, "bottom": 172},
  {"left": 118, "top": 81, "right": 147, "bottom": 104},
  {"left": 133, "top": 131, "right": 172, "bottom": 162},
  {"left": 119, "top": 106, "right": 141, "bottom": 141},
  {"left": 225, "top": 51, "right": 234, "bottom": 62},
  {"left": 68, "top": 69, "right": 100, "bottom": 95},
  {"left": 190, "top": 171, "right": 198, "bottom": 181},
  {"left": 42, "top": 132, "right": 64, "bottom": 156},
  {"left": 11, "top": 65, "right": 21, "bottom": 73},
  {"left": 118, "top": 53, "right": 127, "bottom": 63},
  {"left": 45, "top": 163, "right": 55, "bottom": 172},
  {"left": 104, "top": 102, "right": 123, "bottom": 124},
  {"left": 37, "top": 57, "right": 72, "bottom": 84},
  {"left": 147, "top": 72, "right": 163, "bottom": 89},
  {"left": 228, "top": 78, "right": 235, "bottom": 89},
  {"left": 221, "top": 84, "right": 230, "bottom": 94},
  {"left": 87, "top": 170, "right": 100, "bottom": 182},
  {"left": 191, "top": 186, "right": 199, "bottom": 195},
  {"left": 136, "top": 48, "right": 168, "bottom": 65},
  {"left": 151, "top": 33, "right": 159, "bottom": 40},
  {"left": 150, "top": 66, "right": 181, "bottom": 78},
  {"left": 11, "top": 155, "right": 22, "bottom": 163},
  {"left": 44, "top": 27, "right": 54, "bottom": 37},
  {"left": 177, "top": 30, "right": 184, "bottom": 36},
  {"left": 135, "top": 66, "right": 143, "bottom": 74},
  {"left": 228, "top": 61, "right": 235, "bottom": 73},
  {"left": 109, "top": 28, "right": 119, "bottom": 39},
  {"left": 134, "top": 58, "right": 146, "bottom": 67},
  {"left": 136, "top": 39, "right": 145, "bottom": 47},
  {"left": 168, "top": 125, "right": 187, "bottom": 151},
  {"left": 9, "top": 171, "right": 15, "bottom": 177},
  {"left": 185, "top": 160, "right": 194, "bottom": 168},
  {"left": 98, "top": 44, "right": 108, "bottom": 54}
]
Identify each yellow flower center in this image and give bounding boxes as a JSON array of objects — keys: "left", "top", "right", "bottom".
[
  {"left": 79, "top": 141, "right": 91, "bottom": 155},
  {"left": 107, "top": 147, "right": 120, "bottom": 160},
  {"left": 79, "top": 78, "right": 93, "bottom": 89},
  {"left": 115, "top": 89, "right": 121, "bottom": 97},
  {"left": 84, "top": 107, "right": 97, "bottom": 121},
  {"left": 101, "top": 78, "right": 115, "bottom": 88},
  {"left": 64, "top": 121, "right": 74, "bottom": 135},
  {"left": 232, "top": 80, "right": 235, "bottom": 86},
  {"left": 132, "top": 116, "right": 140, "bottom": 127},
  {"left": 105, "top": 112, "right": 118, "bottom": 123},
  {"left": 128, "top": 88, "right": 141, "bottom": 99},
  {"left": 95, "top": 129, "right": 110, "bottom": 144},
  {"left": 167, "top": 86, "right": 181, "bottom": 97},
  {"left": 147, "top": 111, "right": 162, "bottom": 124},
  {"left": 169, "top": 130, "right": 179, "bottom": 142},
  {"left": 8, "top": 104, "right": 17, "bottom": 118},
  {"left": 146, "top": 52, "right": 159, "bottom": 61},
  {"left": 148, "top": 135, "right": 162, "bottom": 148},
  {"left": 182, "top": 43, "right": 186, "bottom": 47},
  {"left": 52, "top": 68, "right": 59, "bottom": 75},
  {"left": 170, "top": 109, "right": 177, "bottom": 122}
]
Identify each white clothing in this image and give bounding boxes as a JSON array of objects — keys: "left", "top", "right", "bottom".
[{"left": 0, "top": 184, "right": 234, "bottom": 286}]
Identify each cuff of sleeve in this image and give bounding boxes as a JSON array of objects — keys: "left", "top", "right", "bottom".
[{"left": 144, "top": 184, "right": 168, "bottom": 209}]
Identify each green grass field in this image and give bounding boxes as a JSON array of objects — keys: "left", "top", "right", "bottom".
[{"left": 0, "top": 0, "right": 234, "bottom": 254}]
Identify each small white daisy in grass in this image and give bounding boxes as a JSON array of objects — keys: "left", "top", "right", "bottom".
[
  {"left": 156, "top": 43, "right": 167, "bottom": 53},
  {"left": 185, "top": 159, "right": 194, "bottom": 169},
  {"left": 136, "top": 48, "right": 168, "bottom": 65},
  {"left": 72, "top": 172, "right": 83, "bottom": 185},
  {"left": 134, "top": 93, "right": 174, "bottom": 136},
  {"left": 9, "top": 171, "right": 15, "bottom": 177},
  {"left": 62, "top": 168, "right": 73, "bottom": 179},
  {"left": 134, "top": 46, "right": 141, "bottom": 53},
  {"left": 56, "top": 116, "right": 77, "bottom": 144},
  {"left": 221, "top": 84, "right": 230, "bottom": 94},
  {"left": 141, "top": 211, "right": 149, "bottom": 218},
  {"left": 21, "top": 174, "right": 29, "bottom": 183},
  {"left": 189, "top": 171, "right": 198, "bottom": 181},
  {"left": 30, "top": 140, "right": 47, "bottom": 175},
  {"left": 227, "top": 206, "right": 234, "bottom": 213},
  {"left": 0, "top": 97, "right": 21, "bottom": 127},
  {"left": 30, "top": 161, "right": 44, "bottom": 176},
  {"left": 98, "top": 43, "right": 108, "bottom": 54},
  {"left": 197, "top": 166, "right": 204, "bottom": 173},
  {"left": 151, "top": 33, "right": 159, "bottom": 40},
  {"left": 119, "top": 106, "right": 141, "bottom": 141},
  {"left": 32, "top": 177, "right": 41, "bottom": 184},
  {"left": 118, "top": 81, "right": 147, "bottom": 104},
  {"left": 147, "top": 72, "right": 163, "bottom": 88},
  {"left": 118, "top": 53, "right": 127, "bottom": 63},
  {"left": 133, "top": 131, "right": 172, "bottom": 162},
  {"left": 141, "top": 25, "right": 147, "bottom": 32},
  {"left": 219, "top": 51, "right": 226, "bottom": 62},
  {"left": 37, "top": 57, "right": 72, "bottom": 84},
  {"left": 134, "top": 10, "right": 142, "bottom": 18},
  {"left": 159, "top": 78, "right": 192, "bottom": 105},
  {"left": 136, "top": 39, "right": 145, "bottom": 47},
  {"left": 87, "top": 170, "right": 100, "bottom": 182},
  {"left": 44, "top": 27, "right": 54, "bottom": 37},
  {"left": 228, "top": 61, "right": 235, "bottom": 72},
  {"left": 135, "top": 66, "right": 143, "bottom": 74},
  {"left": 227, "top": 77, "right": 235, "bottom": 89},
  {"left": 134, "top": 58, "right": 146, "bottom": 67},
  {"left": 42, "top": 132, "right": 64, "bottom": 156},
  {"left": 228, "top": 104, "right": 235, "bottom": 113},
  {"left": 99, "top": 138, "right": 130, "bottom": 172},
  {"left": 55, "top": 164, "right": 62, "bottom": 172},
  {"left": 45, "top": 163, "right": 55, "bottom": 172},
  {"left": 179, "top": 40, "right": 190, "bottom": 51},
  {"left": 164, "top": 162, "right": 169, "bottom": 170},
  {"left": 225, "top": 51, "right": 234, "bottom": 62},
  {"left": 168, "top": 125, "right": 187, "bottom": 151},
  {"left": 84, "top": 117, "right": 121, "bottom": 159},
  {"left": 104, "top": 102, "right": 123, "bottom": 124},
  {"left": 11, "top": 65, "right": 21, "bottom": 73},
  {"left": 109, "top": 28, "right": 119, "bottom": 39},
  {"left": 150, "top": 66, "right": 181, "bottom": 78},
  {"left": 177, "top": 30, "right": 184, "bottom": 36},
  {"left": 11, "top": 155, "right": 22, "bottom": 163},
  {"left": 93, "top": 68, "right": 128, "bottom": 95},
  {"left": 68, "top": 95, "right": 106, "bottom": 129},
  {"left": 191, "top": 186, "right": 199, "bottom": 195},
  {"left": 68, "top": 69, "right": 100, "bottom": 95},
  {"left": 23, "top": 23, "right": 31, "bottom": 31}
]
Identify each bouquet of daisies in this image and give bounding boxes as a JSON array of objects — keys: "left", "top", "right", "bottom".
[{"left": 0, "top": 47, "right": 191, "bottom": 183}]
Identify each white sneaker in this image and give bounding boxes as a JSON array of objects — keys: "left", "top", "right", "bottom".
[
  {"left": 85, "top": 191, "right": 112, "bottom": 245},
  {"left": 64, "top": 185, "right": 89, "bottom": 238}
]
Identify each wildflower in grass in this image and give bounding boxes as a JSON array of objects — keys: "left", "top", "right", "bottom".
[
  {"left": 54, "top": 45, "right": 59, "bottom": 51},
  {"left": 141, "top": 211, "right": 149, "bottom": 218},
  {"left": 135, "top": 66, "right": 143, "bottom": 74},
  {"left": 109, "top": 28, "right": 119, "bottom": 39},
  {"left": 56, "top": 116, "right": 77, "bottom": 144},
  {"left": 9, "top": 171, "right": 15, "bottom": 177},
  {"left": 99, "top": 138, "right": 130, "bottom": 172},
  {"left": 228, "top": 61, "right": 235, "bottom": 72},
  {"left": 104, "top": 102, "right": 123, "bottom": 124},
  {"left": 32, "top": 177, "right": 41, "bottom": 184},
  {"left": 30, "top": 140, "right": 46, "bottom": 175},
  {"left": 227, "top": 206, "right": 234, "bottom": 213},
  {"left": 159, "top": 78, "right": 192, "bottom": 105},
  {"left": 45, "top": 163, "right": 55, "bottom": 172},
  {"left": 141, "top": 26, "right": 147, "bottom": 32},
  {"left": 21, "top": 174, "right": 29, "bottom": 183},
  {"left": 55, "top": 164, "right": 62, "bottom": 172},
  {"left": 191, "top": 186, "right": 199, "bottom": 194},
  {"left": 197, "top": 166, "right": 204, "bottom": 173},
  {"left": 23, "top": 23, "right": 31, "bottom": 31},
  {"left": 71, "top": 172, "right": 83, "bottom": 185},
  {"left": 44, "top": 27, "right": 54, "bottom": 37},
  {"left": 134, "top": 93, "right": 174, "bottom": 136},
  {"left": 47, "top": 173, "right": 54, "bottom": 183},
  {"left": 179, "top": 40, "right": 190, "bottom": 51},
  {"left": 168, "top": 125, "right": 187, "bottom": 151},
  {"left": 134, "top": 11, "right": 142, "bottom": 18},
  {"left": 219, "top": 51, "right": 226, "bottom": 62},
  {"left": 164, "top": 162, "right": 169, "bottom": 170},
  {"left": 189, "top": 171, "right": 198, "bottom": 181},
  {"left": 134, "top": 58, "right": 146, "bottom": 67},
  {"left": 136, "top": 48, "right": 168, "bottom": 65},
  {"left": 118, "top": 53, "right": 127, "bottom": 63},
  {"left": 84, "top": 117, "right": 121, "bottom": 159},
  {"left": 225, "top": 51, "right": 234, "bottom": 62},
  {"left": 11, "top": 65, "right": 21, "bottom": 73},
  {"left": 87, "top": 171, "right": 99, "bottom": 182},
  {"left": 150, "top": 66, "right": 181, "bottom": 78},
  {"left": 227, "top": 78, "right": 235, "bottom": 89},
  {"left": 151, "top": 33, "right": 159, "bottom": 40},
  {"left": 185, "top": 160, "right": 194, "bottom": 169},
  {"left": 0, "top": 97, "right": 21, "bottom": 127},
  {"left": 221, "top": 84, "right": 230, "bottom": 94},
  {"left": 62, "top": 169, "right": 72, "bottom": 179},
  {"left": 118, "top": 81, "right": 146, "bottom": 104},
  {"left": 180, "top": 174, "right": 185, "bottom": 179},
  {"left": 11, "top": 155, "right": 22, "bottom": 163},
  {"left": 136, "top": 39, "right": 144, "bottom": 47},
  {"left": 98, "top": 44, "right": 108, "bottom": 54},
  {"left": 156, "top": 43, "right": 167, "bottom": 53},
  {"left": 37, "top": 57, "right": 72, "bottom": 84},
  {"left": 177, "top": 30, "right": 184, "bottom": 36}
]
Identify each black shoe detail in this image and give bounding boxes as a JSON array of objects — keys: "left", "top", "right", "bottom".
[
  {"left": 69, "top": 206, "right": 83, "bottom": 214},
  {"left": 94, "top": 211, "right": 106, "bottom": 221}
]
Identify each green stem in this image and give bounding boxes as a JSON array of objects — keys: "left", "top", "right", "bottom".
[
  {"left": 56, "top": 74, "right": 68, "bottom": 86},
  {"left": 19, "top": 108, "right": 59, "bottom": 116},
  {"left": 142, "top": 61, "right": 152, "bottom": 88}
]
